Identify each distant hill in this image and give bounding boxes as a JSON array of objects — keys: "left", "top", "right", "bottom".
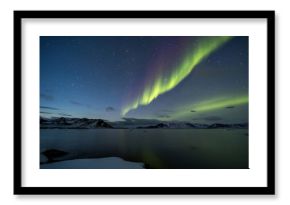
[
  {"left": 136, "top": 122, "right": 248, "bottom": 129},
  {"left": 40, "top": 117, "right": 248, "bottom": 129},
  {"left": 137, "top": 123, "right": 169, "bottom": 129},
  {"left": 207, "top": 123, "right": 248, "bottom": 129},
  {"left": 40, "top": 117, "right": 113, "bottom": 129}
]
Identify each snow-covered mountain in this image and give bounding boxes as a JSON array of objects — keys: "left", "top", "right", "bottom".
[
  {"left": 136, "top": 122, "right": 247, "bottom": 129},
  {"left": 40, "top": 117, "right": 113, "bottom": 129},
  {"left": 40, "top": 117, "right": 248, "bottom": 129}
]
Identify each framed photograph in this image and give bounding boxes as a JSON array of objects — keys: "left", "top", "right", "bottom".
[{"left": 14, "top": 10, "right": 275, "bottom": 195}]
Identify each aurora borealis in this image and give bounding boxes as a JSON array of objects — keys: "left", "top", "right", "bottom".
[
  {"left": 121, "top": 36, "right": 232, "bottom": 116},
  {"left": 40, "top": 36, "right": 248, "bottom": 124},
  {"left": 170, "top": 95, "right": 248, "bottom": 120}
]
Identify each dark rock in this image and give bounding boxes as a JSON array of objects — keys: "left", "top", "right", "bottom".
[
  {"left": 207, "top": 123, "right": 248, "bottom": 129},
  {"left": 77, "top": 118, "right": 89, "bottom": 123},
  {"left": 207, "top": 123, "right": 231, "bottom": 129},
  {"left": 143, "top": 163, "right": 153, "bottom": 169},
  {"left": 137, "top": 123, "right": 169, "bottom": 129},
  {"left": 55, "top": 117, "right": 71, "bottom": 125},
  {"left": 155, "top": 123, "right": 169, "bottom": 128},
  {"left": 185, "top": 123, "right": 198, "bottom": 128},
  {"left": 95, "top": 119, "right": 113, "bottom": 128},
  {"left": 42, "top": 149, "right": 68, "bottom": 162},
  {"left": 40, "top": 117, "right": 47, "bottom": 124}
]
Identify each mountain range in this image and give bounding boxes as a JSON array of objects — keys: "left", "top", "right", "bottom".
[{"left": 40, "top": 117, "right": 248, "bottom": 129}]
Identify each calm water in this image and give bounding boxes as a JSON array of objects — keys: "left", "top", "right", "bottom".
[{"left": 40, "top": 129, "right": 248, "bottom": 169}]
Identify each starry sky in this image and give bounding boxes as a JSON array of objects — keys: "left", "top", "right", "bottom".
[{"left": 40, "top": 36, "right": 248, "bottom": 123}]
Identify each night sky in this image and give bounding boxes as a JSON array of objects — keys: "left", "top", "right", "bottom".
[{"left": 40, "top": 36, "right": 248, "bottom": 123}]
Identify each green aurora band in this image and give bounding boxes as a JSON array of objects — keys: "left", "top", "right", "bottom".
[
  {"left": 169, "top": 95, "right": 248, "bottom": 120},
  {"left": 122, "top": 36, "right": 233, "bottom": 116}
]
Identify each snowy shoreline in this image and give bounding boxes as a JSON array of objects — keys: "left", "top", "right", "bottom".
[{"left": 40, "top": 157, "right": 144, "bottom": 169}]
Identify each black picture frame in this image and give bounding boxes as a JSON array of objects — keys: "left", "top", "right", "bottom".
[{"left": 14, "top": 10, "right": 275, "bottom": 195}]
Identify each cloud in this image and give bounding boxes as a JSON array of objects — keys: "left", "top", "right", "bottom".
[
  {"left": 106, "top": 106, "right": 115, "bottom": 112},
  {"left": 155, "top": 109, "right": 173, "bottom": 118},
  {"left": 40, "top": 93, "right": 54, "bottom": 101},
  {"left": 40, "top": 106, "right": 59, "bottom": 110},
  {"left": 40, "top": 111, "right": 52, "bottom": 114},
  {"left": 192, "top": 116, "right": 223, "bottom": 122},
  {"left": 225, "top": 106, "right": 235, "bottom": 109},
  {"left": 160, "top": 109, "right": 173, "bottom": 113},
  {"left": 156, "top": 114, "right": 170, "bottom": 119},
  {"left": 58, "top": 113, "right": 72, "bottom": 117},
  {"left": 70, "top": 100, "right": 91, "bottom": 108}
]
